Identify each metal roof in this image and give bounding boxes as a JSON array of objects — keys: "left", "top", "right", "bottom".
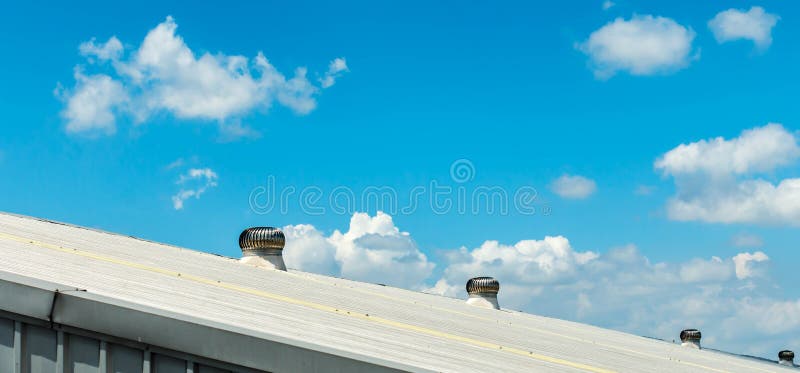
[{"left": 0, "top": 212, "right": 793, "bottom": 372}]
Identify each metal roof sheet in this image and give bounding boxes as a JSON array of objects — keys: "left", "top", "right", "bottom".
[{"left": 0, "top": 212, "right": 792, "bottom": 372}]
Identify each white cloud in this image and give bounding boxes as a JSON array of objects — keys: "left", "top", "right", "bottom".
[
  {"left": 731, "top": 232, "right": 763, "bottom": 248},
  {"left": 171, "top": 167, "right": 218, "bottom": 210},
  {"left": 724, "top": 299, "right": 800, "bottom": 337},
  {"left": 282, "top": 224, "right": 339, "bottom": 276},
  {"left": 59, "top": 16, "right": 347, "bottom": 138},
  {"left": 664, "top": 178, "right": 800, "bottom": 224},
  {"left": 428, "top": 236, "right": 600, "bottom": 303},
  {"left": 725, "top": 299, "right": 800, "bottom": 336},
  {"left": 655, "top": 124, "right": 799, "bottom": 177},
  {"left": 602, "top": 1, "right": 615, "bottom": 11},
  {"left": 427, "top": 240, "right": 782, "bottom": 356},
  {"left": 58, "top": 70, "right": 128, "bottom": 135},
  {"left": 679, "top": 256, "right": 733, "bottom": 283},
  {"left": 284, "top": 212, "right": 434, "bottom": 288},
  {"left": 274, "top": 67, "right": 318, "bottom": 115},
  {"left": 709, "top": 7, "right": 779, "bottom": 50},
  {"left": 320, "top": 58, "right": 348, "bottom": 88},
  {"left": 656, "top": 124, "right": 800, "bottom": 225},
  {"left": 578, "top": 15, "right": 696, "bottom": 79},
  {"left": 80, "top": 36, "right": 124, "bottom": 61},
  {"left": 550, "top": 174, "right": 597, "bottom": 199},
  {"left": 732, "top": 251, "right": 768, "bottom": 279},
  {"left": 282, "top": 212, "right": 796, "bottom": 358}
]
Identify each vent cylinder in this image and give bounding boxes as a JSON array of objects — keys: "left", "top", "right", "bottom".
[
  {"left": 465, "top": 277, "right": 500, "bottom": 310},
  {"left": 680, "top": 329, "right": 701, "bottom": 349},
  {"left": 779, "top": 350, "right": 794, "bottom": 366},
  {"left": 239, "top": 227, "right": 286, "bottom": 271}
]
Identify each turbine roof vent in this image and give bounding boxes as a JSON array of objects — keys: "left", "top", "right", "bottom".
[
  {"left": 239, "top": 227, "right": 286, "bottom": 271},
  {"left": 679, "top": 329, "right": 701, "bottom": 342},
  {"left": 466, "top": 276, "right": 500, "bottom": 295},
  {"left": 465, "top": 277, "right": 500, "bottom": 310},
  {"left": 239, "top": 227, "right": 285, "bottom": 254},
  {"left": 679, "top": 329, "right": 701, "bottom": 349},
  {"left": 779, "top": 350, "right": 794, "bottom": 366}
]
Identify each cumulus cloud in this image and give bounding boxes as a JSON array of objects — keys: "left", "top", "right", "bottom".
[
  {"left": 656, "top": 124, "right": 800, "bottom": 225},
  {"left": 171, "top": 167, "right": 218, "bottom": 210},
  {"left": 656, "top": 124, "right": 799, "bottom": 177},
  {"left": 282, "top": 211, "right": 796, "bottom": 357},
  {"left": 732, "top": 251, "right": 768, "bottom": 280},
  {"left": 602, "top": 1, "right": 615, "bottom": 11},
  {"left": 664, "top": 179, "right": 800, "bottom": 224},
  {"left": 578, "top": 15, "right": 696, "bottom": 79},
  {"left": 80, "top": 36, "right": 124, "bottom": 61},
  {"left": 723, "top": 299, "right": 800, "bottom": 338},
  {"left": 282, "top": 224, "right": 339, "bottom": 276},
  {"left": 283, "top": 212, "right": 434, "bottom": 288},
  {"left": 550, "top": 174, "right": 597, "bottom": 199},
  {"left": 426, "top": 240, "right": 782, "bottom": 356},
  {"left": 58, "top": 16, "right": 347, "bottom": 138},
  {"left": 709, "top": 7, "right": 779, "bottom": 50},
  {"left": 678, "top": 256, "right": 733, "bottom": 283},
  {"left": 428, "top": 236, "right": 600, "bottom": 303},
  {"left": 58, "top": 70, "right": 129, "bottom": 135}
]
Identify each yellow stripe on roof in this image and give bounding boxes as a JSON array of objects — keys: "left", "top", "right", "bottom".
[{"left": 0, "top": 231, "right": 614, "bottom": 373}]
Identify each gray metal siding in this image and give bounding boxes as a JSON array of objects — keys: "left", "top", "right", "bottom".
[
  {"left": 152, "top": 354, "right": 185, "bottom": 373},
  {"left": 24, "top": 325, "right": 57, "bottom": 373},
  {"left": 0, "top": 317, "right": 14, "bottom": 372},
  {"left": 108, "top": 344, "right": 143, "bottom": 373},
  {"left": 67, "top": 334, "right": 99, "bottom": 373},
  {"left": 196, "top": 366, "right": 231, "bottom": 373},
  {"left": 0, "top": 314, "right": 264, "bottom": 373}
]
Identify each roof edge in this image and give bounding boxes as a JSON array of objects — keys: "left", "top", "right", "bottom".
[{"left": 0, "top": 270, "right": 433, "bottom": 373}]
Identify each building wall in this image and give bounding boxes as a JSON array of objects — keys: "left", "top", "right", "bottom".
[{"left": 0, "top": 314, "right": 263, "bottom": 373}]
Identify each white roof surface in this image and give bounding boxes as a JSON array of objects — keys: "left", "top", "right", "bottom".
[{"left": 0, "top": 212, "right": 792, "bottom": 373}]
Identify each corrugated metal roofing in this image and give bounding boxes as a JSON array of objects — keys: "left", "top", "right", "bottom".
[{"left": 0, "top": 212, "right": 793, "bottom": 372}]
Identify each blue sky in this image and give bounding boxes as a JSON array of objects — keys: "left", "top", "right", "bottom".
[{"left": 1, "top": 0, "right": 799, "bottom": 359}]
